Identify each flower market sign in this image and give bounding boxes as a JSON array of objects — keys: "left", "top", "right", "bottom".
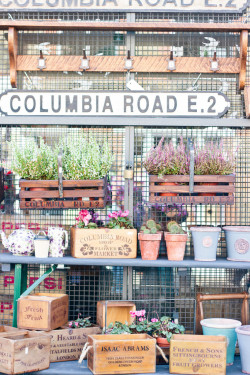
[
  {"left": 0, "top": 0, "right": 248, "bottom": 12},
  {"left": 0, "top": 91, "right": 230, "bottom": 118}
]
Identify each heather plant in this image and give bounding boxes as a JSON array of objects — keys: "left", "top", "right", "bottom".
[
  {"left": 60, "top": 136, "right": 113, "bottom": 180},
  {"left": 194, "top": 140, "right": 237, "bottom": 175},
  {"left": 143, "top": 137, "right": 190, "bottom": 176},
  {"left": 11, "top": 138, "right": 57, "bottom": 180}
]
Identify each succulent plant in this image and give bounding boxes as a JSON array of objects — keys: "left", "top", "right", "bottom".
[
  {"left": 141, "top": 219, "right": 161, "bottom": 234},
  {"left": 167, "top": 220, "right": 185, "bottom": 234}
]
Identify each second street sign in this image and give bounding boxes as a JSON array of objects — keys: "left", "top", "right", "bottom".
[{"left": 0, "top": 90, "right": 230, "bottom": 117}]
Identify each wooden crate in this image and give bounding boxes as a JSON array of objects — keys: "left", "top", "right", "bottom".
[
  {"left": 17, "top": 293, "right": 68, "bottom": 331},
  {"left": 0, "top": 270, "right": 66, "bottom": 295},
  {"left": 0, "top": 326, "right": 20, "bottom": 336},
  {"left": 169, "top": 334, "right": 227, "bottom": 375},
  {"left": 71, "top": 228, "right": 137, "bottom": 258},
  {"left": 0, "top": 168, "right": 4, "bottom": 203},
  {"left": 0, "top": 330, "right": 50, "bottom": 374},
  {"left": 19, "top": 177, "right": 107, "bottom": 209},
  {"left": 87, "top": 334, "right": 156, "bottom": 374},
  {"left": 149, "top": 174, "right": 235, "bottom": 205},
  {"left": 43, "top": 324, "right": 101, "bottom": 362},
  {"left": 97, "top": 301, "right": 136, "bottom": 328}
]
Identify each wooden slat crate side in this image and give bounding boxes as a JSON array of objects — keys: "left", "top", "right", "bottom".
[
  {"left": 50, "top": 295, "right": 69, "bottom": 330},
  {"left": 149, "top": 174, "right": 236, "bottom": 183},
  {"left": 149, "top": 195, "right": 234, "bottom": 205},
  {"left": 19, "top": 189, "right": 105, "bottom": 198},
  {"left": 44, "top": 325, "right": 101, "bottom": 362},
  {"left": 149, "top": 185, "right": 234, "bottom": 193},
  {"left": 0, "top": 335, "right": 14, "bottom": 374},
  {"left": 169, "top": 334, "right": 227, "bottom": 375},
  {"left": 71, "top": 228, "right": 137, "bottom": 259},
  {"left": 19, "top": 199, "right": 106, "bottom": 210},
  {"left": 88, "top": 334, "right": 156, "bottom": 375},
  {"left": 19, "top": 178, "right": 106, "bottom": 188}
]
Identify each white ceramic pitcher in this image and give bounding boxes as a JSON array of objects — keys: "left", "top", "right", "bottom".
[{"left": 48, "top": 227, "right": 68, "bottom": 257}]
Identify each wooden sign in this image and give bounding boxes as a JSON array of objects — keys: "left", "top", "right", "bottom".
[
  {"left": 170, "top": 334, "right": 227, "bottom": 375},
  {"left": 17, "top": 293, "right": 69, "bottom": 331},
  {"left": 71, "top": 228, "right": 137, "bottom": 259},
  {"left": 87, "top": 334, "right": 156, "bottom": 375},
  {"left": 0, "top": 91, "right": 230, "bottom": 118},
  {"left": 0, "top": 0, "right": 248, "bottom": 12},
  {"left": 44, "top": 325, "right": 101, "bottom": 362}
]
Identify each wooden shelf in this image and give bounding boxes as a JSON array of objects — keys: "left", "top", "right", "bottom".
[{"left": 0, "top": 253, "right": 249, "bottom": 270}]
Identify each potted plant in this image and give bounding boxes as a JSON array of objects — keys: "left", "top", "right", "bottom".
[
  {"left": 138, "top": 219, "right": 162, "bottom": 260},
  {"left": 151, "top": 316, "right": 185, "bottom": 348},
  {"left": 190, "top": 226, "right": 221, "bottom": 261},
  {"left": 71, "top": 209, "right": 137, "bottom": 259},
  {"left": 11, "top": 136, "right": 113, "bottom": 209},
  {"left": 164, "top": 221, "right": 188, "bottom": 261},
  {"left": 43, "top": 314, "right": 101, "bottom": 363},
  {"left": 223, "top": 226, "right": 250, "bottom": 262}
]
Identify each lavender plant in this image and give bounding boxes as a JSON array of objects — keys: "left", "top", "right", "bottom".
[
  {"left": 194, "top": 140, "right": 237, "bottom": 175},
  {"left": 143, "top": 137, "right": 190, "bottom": 176}
]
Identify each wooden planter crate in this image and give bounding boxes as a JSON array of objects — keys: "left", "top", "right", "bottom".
[
  {"left": 17, "top": 293, "right": 68, "bottom": 331},
  {"left": 0, "top": 326, "right": 20, "bottom": 336},
  {"left": 169, "top": 334, "right": 227, "bottom": 375},
  {"left": 19, "top": 177, "right": 107, "bottom": 209},
  {"left": 149, "top": 174, "right": 235, "bottom": 205},
  {"left": 71, "top": 228, "right": 137, "bottom": 259},
  {"left": 97, "top": 301, "right": 136, "bottom": 328},
  {"left": 0, "top": 168, "right": 4, "bottom": 203},
  {"left": 0, "top": 330, "right": 50, "bottom": 374},
  {"left": 87, "top": 334, "right": 156, "bottom": 374},
  {"left": 43, "top": 324, "right": 101, "bottom": 362}
]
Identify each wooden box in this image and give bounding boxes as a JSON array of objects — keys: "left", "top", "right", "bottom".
[
  {"left": 169, "top": 334, "right": 227, "bottom": 375},
  {"left": 71, "top": 228, "right": 137, "bottom": 258},
  {"left": 44, "top": 324, "right": 101, "bottom": 362},
  {"left": 149, "top": 174, "right": 235, "bottom": 205},
  {"left": 0, "top": 167, "right": 4, "bottom": 203},
  {"left": 17, "top": 293, "right": 69, "bottom": 331},
  {"left": 87, "top": 334, "right": 156, "bottom": 374},
  {"left": 0, "top": 326, "right": 21, "bottom": 336},
  {"left": 0, "top": 269, "right": 66, "bottom": 295},
  {"left": 97, "top": 301, "right": 136, "bottom": 328},
  {"left": 0, "top": 330, "right": 50, "bottom": 374},
  {"left": 19, "top": 177, "right": 107, "bottom": 209}
]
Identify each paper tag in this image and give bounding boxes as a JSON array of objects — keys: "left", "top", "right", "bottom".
[{"left": 25, "top": 347, "right": 28, "bottom": 354}]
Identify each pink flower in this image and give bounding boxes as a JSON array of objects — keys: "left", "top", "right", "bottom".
[
  {"left": 151, "top": 318, "right": 158, "bottom": 323},
  {"left": 108, "top": 211, "right": 119, "bottom": 219},
  {"left": 75, "top": 322, "right": 79, "bottom": 327},
  {"left": 83, "top": 214, "right": 92, "bottom": 226},
  {"left": 129, "top": 311, "right": 136, "bottom": 317},
  {"left": 139, "top": 317, "right": 145, "bottom": 322},
  {"left": 120, "top": 210, "right": 129, "bottom": 217},
  {"left": 68, "top": 321, "right": 73, "bottom": 327},
  {"left": 140, "top": 310, "right": 146, "bottom": 317}
]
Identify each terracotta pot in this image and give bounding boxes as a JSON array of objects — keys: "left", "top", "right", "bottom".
[
  {"left": 164, "top": 232, "right": 188, "bottom": 261},
  {"left": 198, "top": 182, "right": 218, "bottom": 197},
  {"left": 29, "top": 187, "right": 47, "bottom": 202},
  {"left": 138, "top": 232, "right": 162, "bottom": 260},
  {"left": 156, "top": 337, "right": 170, "bottom": 348},
  {"left": 159, "top": 182, "right": 178, "bottom": 197}
]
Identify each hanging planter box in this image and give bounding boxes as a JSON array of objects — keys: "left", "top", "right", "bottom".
[
  {"left": 43, "top": 324, "right": 101, "bottom": 362},
  {"left": 0, "top": 168, "right": 4, "bottom": 203},
  {"left": 149, "top": 175, "right": 235, "bottom": 205},
  {"left": 87, "top": 334, "right": 156, "bottom": 374},
  {"left": 71, "top": 228, "right": 137, "bottom": 259},
  {"left": 19, "top": 177, "right": 107, "bottom": 210}
]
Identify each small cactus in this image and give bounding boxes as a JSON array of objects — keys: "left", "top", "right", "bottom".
[
  {"left": 87, "top": 222, "right": 98, "bottom": 229},
  {"left": 146, "top": 219, "right": 156, "bottom": 229},
  {"left": 141, "top": 219, "right": 161, "bottom": 234},
  {"left": 167, "top": 220, "right": 185, "bottom": 235}
]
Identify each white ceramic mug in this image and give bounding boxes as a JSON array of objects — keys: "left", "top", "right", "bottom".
[{"left": 48, "top": 227, "right": 68, "bottom": 257}]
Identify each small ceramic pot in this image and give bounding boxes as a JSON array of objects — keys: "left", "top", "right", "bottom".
[
  {"left": 156, "top": 337, "right": 170, "bottom": 348},
  {"left": 201, "top": 318, "right": 241, "bottom": 365},
  {"left": 34, "top": 231, "right": 50, "bottom": 258},
  {"left": 164, "top": 232, "right": 188, "bottom": 261},
  {"left": 198, "top": 182, "right": 218, "bottom": 196},
  {"left": 190, "top": 227, "right": 221, "bottom": 261},
  {"left": 236, "top": 325, "right": 250, "bottom": 374},
  {"left": 138, "top": 232, "right": 162, "bottom": 260},
  {"left": 223, "top": 226, "right": 250, "bottom": 262},
  {"left": 29, "top": 187, "right": 47, "bottom": 202}
]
